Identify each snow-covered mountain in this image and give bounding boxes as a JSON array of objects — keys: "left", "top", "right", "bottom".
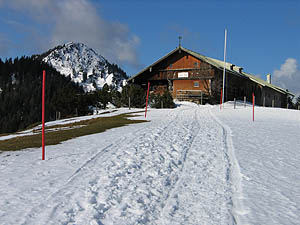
[{"left": 42, "top": 42, "right": 127, "bottom": 92}]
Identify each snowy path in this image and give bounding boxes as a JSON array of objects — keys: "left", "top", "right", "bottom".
[{"left": 0, "top": 103, "right": 239, "bottom": 225}]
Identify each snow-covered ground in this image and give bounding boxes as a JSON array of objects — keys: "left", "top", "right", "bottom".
[
  {"left": 0, "top": 102, "right": 299, "bottom": 225},
  {"left": 212, "top": 102, "right": 300, "bottom": 225}
]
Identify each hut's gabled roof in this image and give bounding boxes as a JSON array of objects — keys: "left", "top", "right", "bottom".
[{"left": 128, "top": 46, "right": 293, "bottom": 96}]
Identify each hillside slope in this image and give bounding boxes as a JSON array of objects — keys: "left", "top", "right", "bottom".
[
  {"left": 212, "top": 102, "right": 300, "bottom": 224},
  {"left": 0, "top": 103, "right": 299, "bottom": 224}
]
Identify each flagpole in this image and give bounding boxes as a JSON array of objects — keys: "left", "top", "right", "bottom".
[{"left": 222, "top": 29, "right": 227, "bottom": 108}]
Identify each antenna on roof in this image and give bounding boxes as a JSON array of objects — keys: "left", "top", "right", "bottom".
[{"left": 178, "top": 36, "right": 182, "bottom": 47}]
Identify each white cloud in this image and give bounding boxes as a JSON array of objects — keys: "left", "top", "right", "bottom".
[
  {"left": 0, "top": 0, "right": 140, "bottom": 68},
  {"left": 273, "top": 58, "right": 300, "bottom": 98},
  {"left": 51, "top": 0, "right": 140, "bottom": 68}
]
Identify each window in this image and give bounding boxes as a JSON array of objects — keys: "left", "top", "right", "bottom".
[
  {"left": 194, "top": 62, "right": 199, "bottom": 68},
  {"left": 169, "top": 64, "right": 173, "bottom": 68},
  {"left": 194, "top": 81, "right": 199, "bottom": 87}
]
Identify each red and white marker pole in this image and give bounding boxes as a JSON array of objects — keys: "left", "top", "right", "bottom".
[
  {"left": 252, "top": 92, "right": 255, "bottom": 122},
  {"left": 145, "top": 82, "right": 150, "bottom": 118},
  {"left": 42, "top": 70, "right": 46, "bottom": 160}
]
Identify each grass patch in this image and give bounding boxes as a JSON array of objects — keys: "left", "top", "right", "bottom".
[{"left": 0, "top": 112, "right": 146, "bottom": 151}]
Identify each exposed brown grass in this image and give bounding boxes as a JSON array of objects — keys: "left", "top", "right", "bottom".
[{"left": 0, "top": 112, "right": 146, "bottom": 151}]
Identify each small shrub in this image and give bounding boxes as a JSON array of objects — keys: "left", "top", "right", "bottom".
[
  {"left": 121, "top": 84, "right": 146, "bottom": 108},
  {"left": 150, "top": 90, "right": 175, "bottom": 108}
]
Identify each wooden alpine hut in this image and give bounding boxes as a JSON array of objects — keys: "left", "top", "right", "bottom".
[{"left": 127, "top": 45, "right": 293, "bottom": 107}]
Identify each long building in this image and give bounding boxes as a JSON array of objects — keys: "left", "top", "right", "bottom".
[{"left": 127, "top": 45, "right": 293, "bottom": 107}]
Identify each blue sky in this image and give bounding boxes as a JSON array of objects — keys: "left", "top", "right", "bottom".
[{"left": 0, "top": 0, "right": 299, "bottom": 97}]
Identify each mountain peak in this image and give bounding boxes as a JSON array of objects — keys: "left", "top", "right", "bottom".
[
  {"left": 42, "top": 42, "right": 127, "bottom": 92},
  {"left": 63, "top": 42, "right": 93, "bottom": 51}
]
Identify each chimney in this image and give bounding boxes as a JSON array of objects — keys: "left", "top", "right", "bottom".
[
  {"left": 239, "top": 67, "right": 243, "bottom": 73},
  {"left": 267, "top": 74, "right": 271, "bottom": 84},
  {"left": 230, "top": 64, "right": 235, "bottom": 70}
]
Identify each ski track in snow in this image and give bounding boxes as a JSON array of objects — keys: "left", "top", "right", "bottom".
[
  {"left": 209, "top": 108, "right": 247, "bottom": 225},
  {"left": 1, "top": 103, "right": 243, "bottom": 225},
  {"left": 212, "top": 102, "right": 300, "bottom": 225}
]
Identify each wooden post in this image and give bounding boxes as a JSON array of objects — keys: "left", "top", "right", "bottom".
[
  {"left": 234, "top": 98, "right": 236, "bottom": 109},
  {"left": 298, "top": 105, "right": 300, "bottom": 110},
  {"left": 244, "top": 96, "right": 246, "bottom": 107},
  {"left": 161, "top": 101, "right": 163, "bottom": 109},
  {"left": 42, "top": 70, "right": 45, "bottom": 160},
  {"left": 200, "top": 91, "right": 203, "bottom": 105},
  {"left": 272, "top": 99, "right": 275, "bottom": 108},
  {"left": 287, "top": 103, "right": 289, "bottom": 109},
  {"left": 129, "top": 97, "right": 131, "bottom": 110},
  {"left": 263, "top": 96, "right": 265, "bottom": 107}
]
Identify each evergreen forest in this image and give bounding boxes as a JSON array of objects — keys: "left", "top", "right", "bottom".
[{"left": 0, "top": 57, "right": 89, "bottom": 134}]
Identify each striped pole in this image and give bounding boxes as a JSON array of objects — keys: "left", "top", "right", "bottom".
[
  {"left": 252, "top": 93, "right": 255, "bottom": 122},
  {"left": 42, "top": 70, "right": 46, "bottom": 160}
]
